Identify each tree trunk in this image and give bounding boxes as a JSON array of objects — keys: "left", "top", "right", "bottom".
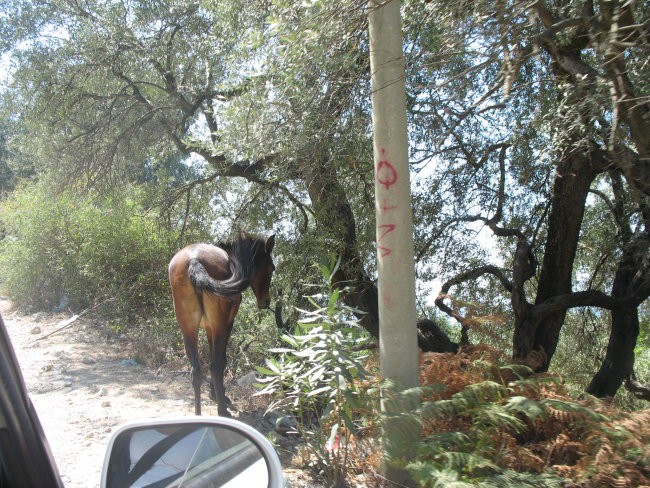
[
  {"left": 304, "top": 155, "right": 476, "bottom": 352},
  {"left": 587, "top": 215, "right": 649, "bottom": 397},
  {"left": 305, "top": 157, "right": 380, "bottom": 338},
  {"left": 417, "top": 319, "right": 458, "bottom": 353},
  {"left": 586, "top": 305, "right": 639, "bottom": 398},
  {"left": 513, "top": 152, "right": 596, "bottom": 369}
]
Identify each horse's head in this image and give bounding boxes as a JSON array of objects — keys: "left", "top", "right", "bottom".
[{"left": 251, "top": 234, "right": 276, "bottom": 309}]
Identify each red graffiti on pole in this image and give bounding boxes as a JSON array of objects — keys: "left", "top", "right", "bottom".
[
  {"left": 379, "top": 198, "right": 398, "bottom": 213},
  {"left": 377, "top": 223, "right": 396, "bottom": 258},
  {"left": 377, "top": 246, "right": 392, "bottom": 257},
  {"left": 376, "top": 149, "right": 398, "bottom": 258},
  {"left": 376, "top": 148, "right": 398, "bottom": 190},
  {"left": 378, "top": 223, "right": 396, "bottom": 242}
]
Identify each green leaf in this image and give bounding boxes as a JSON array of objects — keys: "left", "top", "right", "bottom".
[
  {"left": 328, "top": 287, "right": 340, "bottom": 311},
  {"left": 307, "top": 385, "right": 332, "bottom": 397}
]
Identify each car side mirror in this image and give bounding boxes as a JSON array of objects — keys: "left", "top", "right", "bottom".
[{"left": 100, "top": 417, "right": 283, "bottom": 488}]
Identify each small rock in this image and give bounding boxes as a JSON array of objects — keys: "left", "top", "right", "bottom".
[
  {"left": 263, "top": 409, "right": 297, "bottom": 435},
  {"left": 63, "top": 380, "right": 73, "bottom": 387},
  {"left": 42, "top": 364, "right": 53, "bottom": 372},
  {"left": 104, "top": 427, "right": 112, "bottom": 433},
  {"left": 32, "top": 382, "right": 57, "bottom": 394},
  {"left": 30, "top": 326, "right": 42, "bottom": 335},
  {"left": 82, "top": 357, "right": 96, "bottom": 365},
  {"left": 237, "top": 371, "right": 258, "bottom": 387},
  {"left": 101, "top": 400, "right": 111, "bottom": 408},
  {"left": 97, "top": 387, "right": 108, "bottom": 397},
  {"left": 119, "top": 359, "right": 138, "bottom": 367}
]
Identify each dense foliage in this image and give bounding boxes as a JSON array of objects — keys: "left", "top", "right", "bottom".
[
  {"left": 405, "top": 347, "right": 650, "bottom": 487},
  {"left": 0, "top": 0, "right": 648, "bottom": 483},
  {"left": 260, "top": 281, "right": 650, "bottom": 486},
  {"left": 0, "top": 181, "right": 175, "bottom": 314}
]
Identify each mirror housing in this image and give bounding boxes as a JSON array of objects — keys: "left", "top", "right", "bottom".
[{"left": 100, "top": 417, "right": 283, "bottom": 488}]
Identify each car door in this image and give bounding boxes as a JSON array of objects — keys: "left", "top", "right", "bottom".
[{"left": 0, "top": 313, "right": 64, "bottom": 487}]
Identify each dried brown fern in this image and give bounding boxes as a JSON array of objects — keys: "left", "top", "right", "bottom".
[{"left": 415, "top": 343, "right": 650, "bottom": 487}]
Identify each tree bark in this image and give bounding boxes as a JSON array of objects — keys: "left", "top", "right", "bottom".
[
  {"left": 586, "top": 304, "right": 639, "bottom": 398},
  {"left": 624, "top": 373, "right": 650, "bottom": 401}
]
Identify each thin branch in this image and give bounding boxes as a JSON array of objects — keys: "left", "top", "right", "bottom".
[
  {"left": 33, "top": 297, "right": 116, "bottom": 342},
  {"left": 435, "top": 265, "right": 513, "bottom": 325}
]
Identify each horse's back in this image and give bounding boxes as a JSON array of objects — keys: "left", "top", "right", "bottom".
[
  {"left": 169, "top": 243, "right": 231, "bottom": 283},
  {"left": 168, "top": 243, "right": 234, "bottom": 332}
]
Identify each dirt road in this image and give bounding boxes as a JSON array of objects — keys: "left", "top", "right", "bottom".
[{"left": 1, "top": 299, "right": 271, "bottom": 487}]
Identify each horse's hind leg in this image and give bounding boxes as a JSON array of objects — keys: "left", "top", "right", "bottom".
[
  {"left": 203, "top": 296, "right": 238, "bottom": 417},
  {"left": 208, "top": 375, "right": 232, "bottom": 405},
  {"left": 182, "top": 330, "right": 202, "bottom": 415},
  {"left": 171, "top": 291, "right": 204, "bottom": 415},
  {"left": 206, "top": 322, "right": 235, "bottom": 417}
]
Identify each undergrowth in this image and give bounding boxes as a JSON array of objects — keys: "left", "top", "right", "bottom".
[
  {"left": 264, "top": 335, "right": 650, "bottom": 487},
  {"left": 398, "top": 347, "right": 650, "bottom": 487},
  {"left": 252, "top": 262, "right": 650, "bottom": 487}
]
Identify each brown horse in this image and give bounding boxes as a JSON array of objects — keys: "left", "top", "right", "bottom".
[{"left": 168, "top": 232, "right": 275, "bottom": 416}]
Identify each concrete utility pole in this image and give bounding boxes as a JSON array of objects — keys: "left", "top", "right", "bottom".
[{"left": 368, "top": 0, "right": 419, "bottom": 484}]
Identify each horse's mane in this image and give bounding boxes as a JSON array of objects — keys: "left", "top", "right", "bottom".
[{"left": 218, "top": 232, "right": 267, "bottom": 262}]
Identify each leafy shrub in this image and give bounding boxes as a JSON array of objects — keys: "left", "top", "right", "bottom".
[
  {"left": 0, "top": 181, "right": 176, "bottom": 319},
  {"left": 256, "top": 258, "right": 375, "bottom": 486},
  {"left": 226, "top": 296, "right": 282, "bottom": 379}
]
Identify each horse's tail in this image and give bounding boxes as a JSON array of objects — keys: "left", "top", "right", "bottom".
[{"left": 188, "top": 234, "right": 253, "bottom": 297}]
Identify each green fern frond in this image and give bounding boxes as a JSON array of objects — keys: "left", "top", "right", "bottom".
[
  {"left": 498, "top": 363, "right": 534, "bottom": 380},
  {"left": 505, "top": 396, "right": 547, "bottom": 421},
  {"left": 406, "top": 463, "right": 475, "bottom": 488},
  {"left": 422, "top": 381, "right": 510, "bottom": 419},
  {"left": 441, "top": 451, "right": 498, "bottom": 473},
  {"left": 459, "top": 381, "right": 509, "bottom": 403},
  {"left": 474, "top": 403, "right": 528, "bottom": 434},
  {"left": 476, "top": 469, "right": 569, "bottom": 487},
  {"left": 422, "top": 431, "right": 472, "bottom": 450},
  {"left": 421, "top": 397, "right": 464, "bottom": 418}
]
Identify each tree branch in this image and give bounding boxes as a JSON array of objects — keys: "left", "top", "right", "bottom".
[
  {"left": 531, "top": 290, "right": 623, "bottom": 320},
  {"left": 625, "top": 372, "right": 650, "bottom": 401}
]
